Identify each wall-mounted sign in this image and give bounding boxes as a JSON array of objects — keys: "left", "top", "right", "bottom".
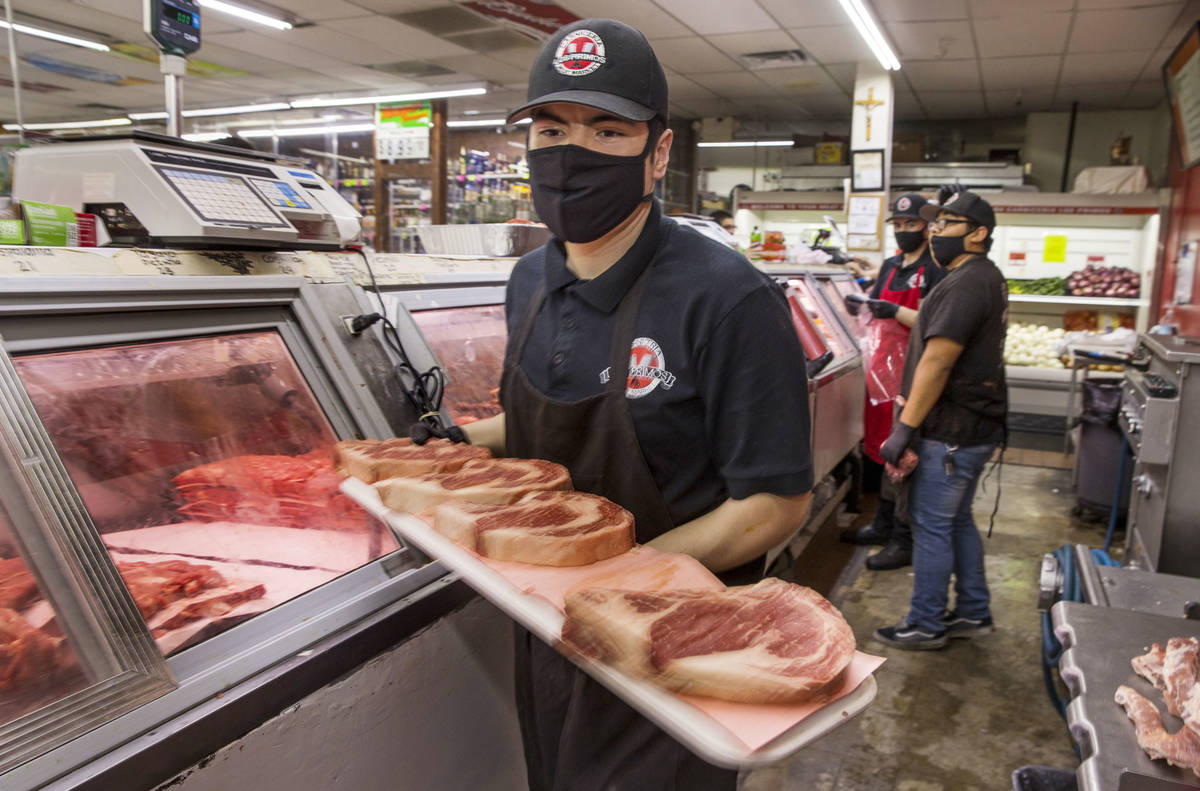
[
  {"left": 376, "top": 101, "right": 432, "bottom": 162},
  {"left": 1166, "top": 21, "right": 1200, "bottom": 170},
  {"left": 1177, "top": 240, "right": 1198, "bottom": 305}
]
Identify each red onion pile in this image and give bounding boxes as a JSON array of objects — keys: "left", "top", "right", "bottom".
[{"left": 1066, "top": 265, "right": 1140, "bottom": 298}]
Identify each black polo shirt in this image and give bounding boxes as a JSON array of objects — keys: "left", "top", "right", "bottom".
[{"left": 505, "top": 202, "right": 814, "bottom": 532}]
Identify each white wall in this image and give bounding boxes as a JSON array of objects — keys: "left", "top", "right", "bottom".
[{"left": 156, "top": 598, "right": 526, "bottom": 791}]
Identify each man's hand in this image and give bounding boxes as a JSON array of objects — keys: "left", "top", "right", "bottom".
[
  {"left": 409, "top": 421, "right": 469, "bottom": 445},
  {"left": 879, "top": 420, "right": 917, "bottom": 466},
  {"left": 843, "top": 294, "right": 862, "bottom": 316},
  {"left": 866, "top": 299, "right": 899, "bottom": 320}
]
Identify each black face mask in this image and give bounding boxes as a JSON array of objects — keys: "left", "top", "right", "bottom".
[
  {"left": 930, "top": 233, "right": 968, "bottom": 266},
  {"left": 528, "top": 135, "right": 654, "bottom": 243},
  {"left": 894, "top": 230, "right": 925, "bottom": 254}
]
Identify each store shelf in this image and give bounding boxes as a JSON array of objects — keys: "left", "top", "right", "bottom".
[{"left": 1008, "top": 294, "right": 1145, "bottom": 308}]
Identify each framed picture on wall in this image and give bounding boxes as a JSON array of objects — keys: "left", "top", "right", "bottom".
[
  {"left": 851, "top": 149, "right": 884, "bottom": 192},
  {"left": 1165, "top": 21, "right": 1200, "bottom": 170}
]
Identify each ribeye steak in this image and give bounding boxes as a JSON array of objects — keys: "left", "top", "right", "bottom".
[
  {"left": 375, "top": 458, "right": 571, "bottom": 514},
  {"left": 334, "top": 437, "right": 491, "bottom": 483}
]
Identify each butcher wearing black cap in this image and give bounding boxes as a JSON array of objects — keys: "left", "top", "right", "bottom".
[
  {"left": 440, "top": 17, "right": 814, "bottom": 791},
  {"left": 873, "top": 190, "right": 1008, "bottom": 651},
  {"left": 840, "top": 193, "right": 945, "bottom": 573}
]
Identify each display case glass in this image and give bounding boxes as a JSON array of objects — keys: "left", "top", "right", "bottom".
[
  {"left": 12, "top": 330, "right": 398, "bottom": 655},
  {"left": 816, "top": 275, "right": 871, "bottom": 338},
  {"left": 786, "top": 279, "right": 857, "bottom": 359},
  {"left": 0, "top": 516, "right": 90, "bottom": 728},
  {"left": 410, "top": 306, "right": 506, "bottom": 424}
]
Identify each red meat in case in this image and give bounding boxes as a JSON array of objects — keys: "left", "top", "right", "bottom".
[
  {"left": 0, "top": 607, "right": 64, "bottom": 690},
  {"left": 0, "top": 557, "right": 40, "bottom": 611},
  {"left": 562, "top": 577, "right": 856, "bottom": 704},
  {"left": 433, "top": 491, "right": 635, "bottom": 566},
  {"left": 375, "top": 458, "right": 571, "bottom": 514},
  {"left": 173, "top": 449, "right": 368, "bottom": 530},
  {"left": 332, "top": 437, "right": 492, "bottom": 483},
  {"left": 116, "top": 559, "right": 226, "bottom": 619}
]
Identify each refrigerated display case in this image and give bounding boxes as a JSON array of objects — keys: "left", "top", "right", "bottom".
[{"left": 0, "top": 274, "right": 491, "bottom": 790}]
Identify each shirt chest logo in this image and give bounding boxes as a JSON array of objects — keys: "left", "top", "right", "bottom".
[{"left": 598, "top": 336, "right": 677, "bottom": 398}]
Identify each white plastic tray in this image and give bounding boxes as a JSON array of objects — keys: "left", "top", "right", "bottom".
[{"left": 343, "top": 478, "right": 877, "bottom": 768}]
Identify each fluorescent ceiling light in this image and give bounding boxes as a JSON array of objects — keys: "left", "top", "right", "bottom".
[
  {"left": 3, "top": 117, "right": 130, "bottom": 131},
  {"left": 447, "top": 118, "right": 508, "bottom": 127},
  {"left": 198, "top": 0, "right": 292, "bottom": 30},
  {"left": 130, "top": 102, "right": 291, "bottom": 121},
  {"left": 290, "top": 86, "right": 487, "bottom": 109},
  {"left": 835, "top": 0, "right": 900, "bottom": 71},
  {"left": 239, "top": 122, "right": 375, "bottom": 138},
  {"left": 182, "top": 132, "right": 232, "bottom": 142},
  {"left": 697, "top": 140, "right": 793, "bottom": 148},
  {"left": 0, "top": 20, "right": 109, "bottom": 51}
]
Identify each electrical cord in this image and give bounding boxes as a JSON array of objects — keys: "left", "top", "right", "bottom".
[{"left": 346, "top": 246, "right": 450, "bottom": 432}]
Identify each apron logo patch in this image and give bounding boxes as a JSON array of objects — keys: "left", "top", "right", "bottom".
[{"left": 625, "top": 337, "right": 675, "bottom": 398}]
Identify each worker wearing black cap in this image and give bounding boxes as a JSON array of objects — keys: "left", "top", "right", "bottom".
[
  {"left": 873, "top": 190, "right": 1008, "bottom": 650},
  {"left": 840, "top": 193, "right": 945, "bottom": 572},
  {"left": 452, "top": 18, "right": 814, "bottom": 790}
]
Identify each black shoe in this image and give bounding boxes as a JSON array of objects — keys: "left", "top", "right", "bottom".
[
  {"left": 942, "top": 612, "right": 996, "bottom": 639},
  {"left": 873, "top": 621, "right": 947, "bottom": 650},
  {"left": 839, "top": 522, "right": 891, "bottom": 546},
  {"left": 866, "top": 541, "right": 912, "bottom": 571}
]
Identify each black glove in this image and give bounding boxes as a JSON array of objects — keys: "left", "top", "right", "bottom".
[
  {"left": 843, "top": 294, "right": 861, "bottom": 316},
  {"left": 409, "top": 421, "right": 469, "bottom": 445},
  {"left": 866, "top": 299, "right": 899, "bottom": 320},
  {"left": 879, "top": 421, "right": 917, "bottom": 467}
]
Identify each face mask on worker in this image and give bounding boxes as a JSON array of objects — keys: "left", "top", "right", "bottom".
[
  {"left": 527, "top": 133, "right": 655, "bottom": 243},
  {"left": 894, "top": 230, "right": 925, "bottom": 253},
  {"left": 930, "top": 232, "right": 970, "bottom": 265}
]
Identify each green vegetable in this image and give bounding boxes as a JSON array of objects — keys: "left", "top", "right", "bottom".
[{"left": 1007, "top": 277, "right": 1067, "bottom": 296}]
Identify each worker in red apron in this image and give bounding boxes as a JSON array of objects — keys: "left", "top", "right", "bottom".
[
  {"left": 417, "top": 19, "right": 815, "bottom": 791},
  {"left": 840, "top": 193, "right": 944, "bottom": 571}
]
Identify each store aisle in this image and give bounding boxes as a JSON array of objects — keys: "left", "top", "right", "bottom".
[{"left": 742, "top": 462, "right": 1103, "bottom": 791}]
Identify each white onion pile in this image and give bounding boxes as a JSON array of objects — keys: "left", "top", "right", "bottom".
[{"left": 1005, "top": 322, "right": 1066, "bottom": 368}]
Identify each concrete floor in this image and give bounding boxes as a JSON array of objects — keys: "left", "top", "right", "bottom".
[{"left": 741, "top": 462, "right": 1111, "bottom": 791}]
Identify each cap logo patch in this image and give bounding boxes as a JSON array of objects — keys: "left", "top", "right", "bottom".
[
  {"left": 897, "top": 197, "right": 911, "bottom": 211},
  {"left": 553, "top": 29, "right": 606, "bottom": 76}
]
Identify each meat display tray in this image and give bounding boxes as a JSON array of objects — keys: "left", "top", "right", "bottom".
[
  {"left": 342, "top": 478, "right": 879, "bottom": 769},
  {"left": 1053, "top": 600, "right": 1200, "bottom": 790}
]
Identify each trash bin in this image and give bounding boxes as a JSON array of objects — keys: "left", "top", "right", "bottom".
[
  {"left": 1073, "top": 379, "right": 1133, "bottom": 517},
  {"left": 1011, "top": 765, "right": 1078, "bottom": 791}
]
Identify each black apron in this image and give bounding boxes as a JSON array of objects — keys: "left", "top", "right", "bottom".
[{"left": 501, "top": 262, "right": 738, "bottom": 791}]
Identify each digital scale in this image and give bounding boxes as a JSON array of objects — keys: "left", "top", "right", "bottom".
[{"left": 13, "top": 132, "right": 362, "bottom": 249}]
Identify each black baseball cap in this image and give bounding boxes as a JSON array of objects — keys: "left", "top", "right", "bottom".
[
  {"left": 920, "top": 189, "right": 996, "bottom": 230},
  {"left": 886, "top": 193, "right": 928, "bottom": 222},
  {"left": 506, "top": 19, "right": 669, "bottom": 125}
]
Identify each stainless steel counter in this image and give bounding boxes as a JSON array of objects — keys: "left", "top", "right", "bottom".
[{"left": 1052, "top": 600, "right": 1200, "bottom": 790}]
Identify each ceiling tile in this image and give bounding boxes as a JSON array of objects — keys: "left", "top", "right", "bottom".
[
  {"left": 427, "top": 54, "right": 528, "bottom": 85},
  {"left": 980, "top": 56, "right": 1062, "bottom": 90},
  {"left": 985, "top": 87, "right": 1056, "bottom": 113},
  {"left": 1055, "top": 82, "right": 1131, "bottom": 107},
  {"left": 756, "top": 0, "right": 845, "bottom": 28},
  {"left": 488, "top": 46, "right": 541, "bottom": 70},
  {"left": 665, "top": 74, "right": 718, "bottom": 101},
  {"left": 556, "top": 0, "right": 691, "bottom": 37},
  {"left": 322, "top": 17, "right": 474, "bottom": 59},
  {"left": 1076, "top": 0, "right": 1178, "bottom": 6},
  {"left": 705, "top": 30, "right": 799, "bottom": 58},
  {"left": 1060, "top": 51, "right": 1154, "bottom": 84},
  {"left": 652, "top": 0, "right": 779, "bottom": 35},
  {"left": 892, "top": 89, "right": 925, "bottom": 118},
  {"left": 887, "top": 20, "right": 976, "bottom": 61},
  {"left": 901, "top": 59, "right": 981, "bottom": 92},
  {"left": 764, "top": 65, "right": 839, "bottom": 93},
  {"left": 270, "top": 26, "right": 406, "bottom": 66},
  {"left": 1069, "top": 5, "right": 1186, "bottom": 52},
  {"left": 651, "top": 36, "right": 741, "bottom": 73},
  {"left": 969, "top": 0, "right": 1073, "bottom": 15},
  {"left": 789, "top": 25, "right": 877, "bottom": 65},
  {"left": 972, "top": 13, "right": 1070, "bottom": 57},
  {"left": 877, "top": 0, "right": 968, "bottom": 21},
  {"left": 917, "top": 89, "right": 985, "bottom": 117},
  {"left": 822, "top": 63, "right": 856, "bottom": 93},
  {"left": 341, "top": 0, "right": 451, "bottom": 13},
  {"left": 16, "top": 0, "right": 150, "bottom": 40},
  {"left": 1125, "top": 80, "right": 1168, "bottom": 108},
  {"left": 1141, "top": 47, "right": 1175, "bottom": 80},
  {"left": 689, "top": 71, "right": 779, "bottom": 97},
  {"left": 273, "top": 0, "right": 373, "bottom": 21}
]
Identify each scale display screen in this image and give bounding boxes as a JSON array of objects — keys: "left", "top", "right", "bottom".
[
  {"left": 162, "top": 0, "right": 198, "bottom": 27},
  {"left": 252, "top": 179, "right": 312, "bottom": 210},
  {"left": 157, "top": 167, "right": 288, "bottom": 228}
]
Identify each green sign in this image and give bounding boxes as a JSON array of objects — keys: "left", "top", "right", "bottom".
[
  {"left": 0, "top": 219, "right": 25, "bottom": 245},
  {"left": 21, "top": 200, "right": 77, "bottom": 246}
]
